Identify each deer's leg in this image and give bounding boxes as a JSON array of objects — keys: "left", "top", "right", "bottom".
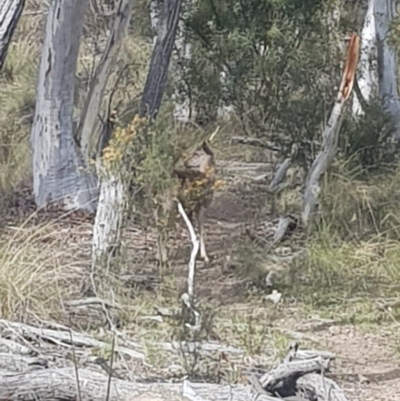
[
  {"left": 154, "top": 207, "right": 169, "bottom": 267},
  {"left": 197, "top": 206, "right": 210, "bottom": 264}
]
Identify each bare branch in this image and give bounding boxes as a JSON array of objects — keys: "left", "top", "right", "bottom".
[
  {"left": 268, "top": 158, "right": 292, "bottom": 193},
  {"left": 231, "top": 136, "right": 280, "bottom": 152},
  {"left": 177, "top": 200, "right": 199, "bottom": 299},
  {"left": 302, "top": 33, "right": 360, "bottom": 226}
]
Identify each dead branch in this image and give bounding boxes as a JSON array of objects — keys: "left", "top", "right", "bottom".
[
  {"left": 271, "top": 216, "right": 297, "bottom": 246},
  {"left": 0, "top": 318, "right": 244, "bottom": 362},
  {"left": 177, "top": 200, "right": 201, "bottom": 331},
  {"left": 177, "top": 200, "right": 199, "bottom": 299},
  {"left": 0, "top": 345, "right": 350, "bottom": 401},
  {"left": 231, "top": 136, "right": 280, "bottom": 152},
  {"left": 259, "top": 357, "right": 330, "bottom": 391},
  {"left": 249, "top": 345, "right": 349, "bottom": 401},
  {"left": 65, "top": 297, "right": 121, "bottom": 309},
  {"left": 0, "top": 319, "right": 145, "bottom": 361},
  {"left": 0, "top": 365, "right": 251, "bottom": 401},
  {"left": 268, "top": 158, "right": 292, "bottom": 193},
  {"left": 302, "top": 33, "right": 360, "bottom": 227}
]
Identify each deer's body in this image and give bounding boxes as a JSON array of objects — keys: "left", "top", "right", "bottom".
[{"left": 174, "top": 141, "right": 216, "bottom": 263}]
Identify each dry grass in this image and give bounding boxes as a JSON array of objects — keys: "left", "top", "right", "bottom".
[
  {"left": 0, "top": 219, "right": 87, "bottom": 322},
  {"left": 0, "top": 0, "right": 400, "bottom": 388}
]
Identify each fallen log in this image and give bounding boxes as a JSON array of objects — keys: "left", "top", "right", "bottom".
[
  {"left": 0, "top": 366, "right": 251, "bottom": 401},
  {"left": 0, "top": 342, "right": 351, "bottom": 401},
  {"left": 0, "top": 319, "right": 244, "bottom": 362}
]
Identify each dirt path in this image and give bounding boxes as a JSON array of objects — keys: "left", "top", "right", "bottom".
[
  {"left": 192, "top": 160, "right": 400, "bottom": 401},
  {"left": 1, "top": 159, "right": 399, "bottom": 401}
]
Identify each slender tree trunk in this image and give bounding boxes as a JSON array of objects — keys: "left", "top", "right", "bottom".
[
  {"left": 374, "top": 0, "right": 400, "bottom": 140},
  {"left": 0, "top": 0, "right": 25, "bottom": 70},
  {"left": 90, "top": 0, "right": 135, "bottom": 266},
  {"left": 352, "top": 0, "right": 377, "bottom": 116},
  {"left": 78, "top": 0, "right": 134, "bottom": 160},
  {"left": 92, "top": 172, "right": 126, "bottom": 265},
  {"left": 140, "top": 0, "right": 184, "bottom": 118},
  {"left": 302, "top": 34, "right": 360, "bottom": 227},
  {"left": 30, "top": 0, "right": 98, "bottom": 212}
]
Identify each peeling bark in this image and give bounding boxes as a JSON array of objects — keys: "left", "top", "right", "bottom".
[
  {"left": 352, "top": 0, "right": 378, "bottom": 116},
  {"left": 30, "top": 0, "right": 98, "bottom": 212},
  {"left": 302, "top": 34, "right": 360, "bottom": 227},
  {"left": 374, "top": 0, "right": 400, "bottom": 140},
  {"left": 92, "top": 170, "right": 126, "bottom": 266},
  {"left": 0, "top": 0, "right": 25, "bottom": 70},
  {"left": 89, "top": 0, "right": 135, "bottom": 265}
]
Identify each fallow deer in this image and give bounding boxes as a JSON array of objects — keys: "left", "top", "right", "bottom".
[{"left": 173, "top": 140, "right": 216, "bottom": 264}]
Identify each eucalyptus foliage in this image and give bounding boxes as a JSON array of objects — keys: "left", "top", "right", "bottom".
[{"left": 179, "top": 0, "right": 346, "bottom": 167}]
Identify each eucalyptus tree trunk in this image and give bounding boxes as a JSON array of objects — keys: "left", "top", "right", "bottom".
[
  {"left": 374, "top": 0, "right": 400, "bottom": 140},
  {"left": 93, "top": 0, "right": 185, "bottom": 268},
  {"left": 90, "top": 0, "right": 134, "bottom": 266},
  {"left": 140, "top": 0, "right": 184, "bottom": 118},
  {"left": 78, "top": 0, "right": 134, "bottom": 160},
  {"left": 352, "top": 0, "right": 378, "bottom": 116},
  {"left": 31, "top": 0, "right": 98, "bottom": 212},
  {"left": 0, "top": 0, "right": 25, "bottom": 70},
  {"left": 92, "top": 172, "right": 126, "bottom": 266}
]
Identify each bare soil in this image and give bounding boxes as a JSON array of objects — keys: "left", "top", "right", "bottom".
[{"left": 1, "top": 158, "right": 400, "bottom": 401}]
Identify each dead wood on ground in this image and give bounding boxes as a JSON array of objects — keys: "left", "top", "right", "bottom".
[{"left": 0, "top": 336, "right": 351, "bottom": 401}]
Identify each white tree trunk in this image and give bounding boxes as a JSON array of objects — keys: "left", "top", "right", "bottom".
[
  {"left": 79, "top": 0, "right": 134, "bottom": 159},
  {"left": 31, "top": 0, "right": 98, "bottom": 212},
  {"left": 374, "top": 0, "right": 400, "bottom": 140},
  {"left": 92, "top": 170, "right": 126, "bottom": 265},
  {"left": 0, "top": 0, "right": 25, "bottom": 70},
  {"left": 90, "top": 0, "right": 135, "bottom": 265},
  {"left": 352, "top": 0, "right": 378, "bottom": 116}
]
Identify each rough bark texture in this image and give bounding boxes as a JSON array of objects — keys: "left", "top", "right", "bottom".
[
  {"left": 352, "top": 0, "right": 377, "bottom": 116},
  {"left": 92, "top": 171, "right": 126, "bottom": 265},
  {"left": 0, "top": 345, "right": 349, "bottom": 401},
  {"left": 0, "top": 0, "right": 25, "bottom": 70},
  {"left": 302, "top": 101, "right": 344, "bottom": 226},
  {"left": 30, "top": 0, "right": 98, "bottom": 212},
  {"left": 140, "top": 0, "right": 184, "bottom": 118},
  {"left": 78, "top": 0, "right": 134, "bottom": 159},
  {"left": 374, "top": 0, "right": 400, "bottom": 140},
  {"left": 0, "top": 367, "right": 247, "bottom": 401}
]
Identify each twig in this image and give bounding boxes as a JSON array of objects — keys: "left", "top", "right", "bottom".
[
  {"left": 181, "top": 293, "right": 201, "bottom": 331},
  {"left": 177, "top": 200, "right": 199, "bottom": 298},
  {"left": 69, "top": 330, "right": 82, "bottom": 401},
  {"left": 177, "top": 200, "right": 201, "bottom": 332},
  {"left": 105, "top": 333, "right": 116, "bottom": 401},
  {"left": 208, "top": 126, "right": 220, "bottom": 142},
  {"left": 231, "top": 136, "right": 280, "bottom": 152}
]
